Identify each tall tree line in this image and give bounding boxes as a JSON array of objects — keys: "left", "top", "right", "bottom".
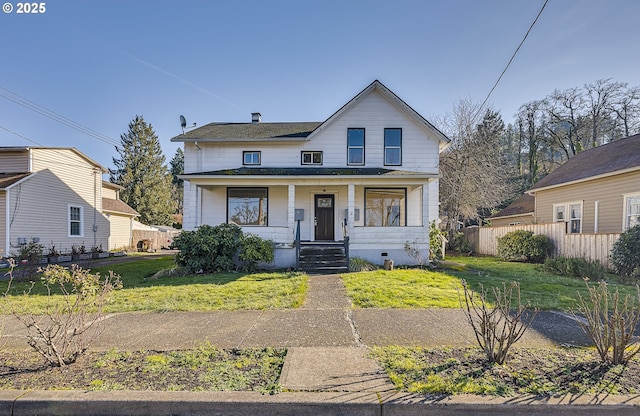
[{"left": 439, "top": 79, "right": 640, "bottom": 236}]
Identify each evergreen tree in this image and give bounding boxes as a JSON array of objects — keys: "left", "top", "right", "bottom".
[
  {"left": 110, "top": 115, "right": 175, "bottom": 225},
  {"left": 169, "top": 147, "right": 184, "bottom": 218}
]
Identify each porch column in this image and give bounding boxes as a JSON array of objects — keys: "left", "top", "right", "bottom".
[
  {"left": 288, "top": 184, "right": 296, "bottom": 242},
  {"left": 347, "top": 184, "right": 355, "bottom": 235},
  {"left": 422, "top": 181, "right": 430, "bottom": 229}
]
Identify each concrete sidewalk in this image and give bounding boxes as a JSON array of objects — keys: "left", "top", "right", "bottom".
[{"left": 0, "top": 274, "right": 615, "bottom": 415}]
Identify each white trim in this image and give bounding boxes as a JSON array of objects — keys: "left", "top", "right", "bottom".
[
  {"left": 622, "top": 192, "right": 640, "bottom": 231},
  {"left": 594, "top": 200, "right": 599, "bottom": 233},
  {"left": 553, "top": 201, "right": 583, "bottom": 233}
]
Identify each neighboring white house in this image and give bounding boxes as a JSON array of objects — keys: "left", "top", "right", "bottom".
[
  {"left": 0, "top": 147, "right": 138, "bottom": 256},
  {"left": 172, "top": 81, "right": 449, "bottom": 268}
]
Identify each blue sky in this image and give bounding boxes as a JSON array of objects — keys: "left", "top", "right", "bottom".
[{"left": 1, "top": 0, "right": 639, "bottom": 170}]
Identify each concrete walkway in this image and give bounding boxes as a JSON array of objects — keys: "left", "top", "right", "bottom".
[{"left": 1, "top": 273, "right": 618, "bottom": 415}]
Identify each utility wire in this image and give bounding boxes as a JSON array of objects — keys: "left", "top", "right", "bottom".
[
  {"left": 0, "top": 86, "right": 120, "bottom": 147},
  {"left": 473, "top": 0, "right": 549, "bottom": 122}
]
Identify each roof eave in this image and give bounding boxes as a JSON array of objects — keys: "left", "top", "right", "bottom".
[
  {"left": 171, "top": 136, "right": 308, "bottom": 143},
  {"left": 527, "top": 166, "right": 640, "bottom": 194}
]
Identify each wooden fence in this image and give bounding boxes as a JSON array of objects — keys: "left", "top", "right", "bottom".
[{"left": 462, "top": 223, "right": 620, "bottom": 268}]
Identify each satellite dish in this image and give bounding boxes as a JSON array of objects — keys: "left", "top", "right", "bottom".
[{"left": 179, "top": 115, "right": 187, "bottom": 133}]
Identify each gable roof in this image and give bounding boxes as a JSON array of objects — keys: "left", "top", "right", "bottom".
[
  {"left": 490, "top": 193, "right": 535, "bottom": 219},
  {"left": 307, "top": 80, "right": 450, "bottom": 147},
  {"left": 528, "top": 134, "right": 640, "bottom": 192},
  {"left": 170, "top": 80, "right": 450, "bottom": 147},
  {"left": 0, "top": 146, "right": 108, "bottom": 173}
]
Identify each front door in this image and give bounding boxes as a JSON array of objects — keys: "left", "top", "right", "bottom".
[{"left": 314, "top": 194, "right": 334, "bottom": 241}]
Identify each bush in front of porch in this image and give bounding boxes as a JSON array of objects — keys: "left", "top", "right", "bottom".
[{"left": 173, "top": 224, "right": 274, "bottom": 273}]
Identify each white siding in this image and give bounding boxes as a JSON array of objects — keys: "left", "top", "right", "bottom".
[
  {"left": 102, "top": 187, "right": 118, "bottom": 199},
  {"left": 0, "top": 192, "right": 6, "bottom": 255},
  {"left": 107, "top": 214, "right": 133, "bottom": 251},
  {"left": 7, "top": 170, "right": 110, "bottom": 255},
  {"left": 183, "top": 90, "right": 441, "bottom": 174},
  {"left": 0, "top": 152, "right": 29, "bottom": 172}
]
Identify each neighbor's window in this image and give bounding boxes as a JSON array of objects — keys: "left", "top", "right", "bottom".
[
  {"left": 347, "top": 128, "right": 365, "bottom": 165},
  {"left": 301, "top": 151, "right": 323, "bottom": 165},
  {"left": 227, "top": 187, "right": 268, "bottom": 226},
  {"left": 624, "top": 194, "right": 640, "bottom": 230},
  {"left": 553, "top": 205, "right": 565, "bottom": 222},
  {"left": 69, "top": 205, "right": 83, "bottom": 237},
  {"left": 384, "top": 128, "right": 402, "bottom": 165},
  {"left": 243, "top": 151, "right": 261, "bottom": 165},
  {"left": 365, "top": 188, "right": 406, "bottom": 226},
  {"left": 569, "top": 203, "right": 582, "bottom": 233}
]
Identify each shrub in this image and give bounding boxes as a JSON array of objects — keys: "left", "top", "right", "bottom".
[
  {"left": 429, "top": 221, "right": 448, "bottom": 261},
  {"left": 8, "top": 264, "right": 121, "bottom": 367},
  {"left": 349, "top": 257, "right": 378, "bottom": 272},
  {"left": 459, "top": 280, "right": 537, "bottom": 365},
  {"left": 173, "top": 224, "right": 274, "bottom": 273},
  {"left": 13, "top": 240, "right": 44, "bottom": 280},
  {"left": 239, "top": 233, "right": 274, "bottom": 272},
  {"left": 610, "top": 225, "right": 640, "bottom": 282},
  {"left": 574, "top": 280, "right": 640, "bottom": 365},
  {"left": 450, "top": 231, "right": 472, "bottom": 255},
  {"left": 541, "top": 256, "right": 606, "bottom": 281},
  {"left": 497, "top": 230, "right": 553, "bottom": 263}
]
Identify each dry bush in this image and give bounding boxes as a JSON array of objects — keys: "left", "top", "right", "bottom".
[
  {"left": 574, "top": 280, "right": 640, "bottom": 365},
  {"left": 459, "top": 280, "right": 537, "bottom": 365},
  {"left": 7, "top": 264, "right": 121, "bottom": 367}
]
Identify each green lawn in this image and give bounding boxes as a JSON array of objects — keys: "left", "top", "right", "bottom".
[
  {"left": 342, "top": 256, "right": 637, "bottom": 311},
  {"left": 1, "top": 257, "right": 307, "bottom": 313}
]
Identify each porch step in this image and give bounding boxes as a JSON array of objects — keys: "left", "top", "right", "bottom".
[{"left": 299, "top": 244, "right": 348, "bottom": 274}]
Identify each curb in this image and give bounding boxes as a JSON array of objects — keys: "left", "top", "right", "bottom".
[{"left": 3, "top": 390, "right": 640, "bottom": 416}]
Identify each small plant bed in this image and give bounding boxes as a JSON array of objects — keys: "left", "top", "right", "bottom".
[
  {"left": 371, "top": 346, "right": 640, "bottom": 396},
  {"left": 0, "top": 346, "right": 285, "bottom": 393}
]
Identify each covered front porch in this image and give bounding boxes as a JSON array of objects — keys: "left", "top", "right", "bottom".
[{"left": 183, "top": 174, "right": 437, "bottom": 267}]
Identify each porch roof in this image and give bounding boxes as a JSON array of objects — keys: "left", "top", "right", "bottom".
[{"left": 182, "top": 167, "right": 432, "bottom": 177}]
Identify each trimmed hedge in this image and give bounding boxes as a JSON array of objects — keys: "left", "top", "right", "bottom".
[{"left": 497, "top": 230, "right": 553, "bottom": 263}]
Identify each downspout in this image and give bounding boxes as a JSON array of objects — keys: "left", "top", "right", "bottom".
[
  {"left": 93, "top": 168, "right": 98, "bottom": 249},
  {"left": 4, "top": 189, "right": 10, "bottom": 256}
]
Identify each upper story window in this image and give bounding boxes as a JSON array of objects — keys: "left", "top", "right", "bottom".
[
  {"left": 347, "top": 128, "right": 365, "bottom": 165},
  {"left": 69, "top": 205, "right": 83, "bottom": 237},
  {"left": 384, "top": 128, "right": 402, "bottom": 165},
  {"left": 301, "top": 151, "right": 323, "bottom": 165},
  {"left": 227, "top": 187, "right": 268, "bottom": 226},
  {"left": 243, "top": 151, "right": 261, "bottom": 165},
  {"left": 554, "top": 202, "right": 582, "bottom": 233},
  {"left": 624, "top": 194, "right": 640, "bottom": 230}
]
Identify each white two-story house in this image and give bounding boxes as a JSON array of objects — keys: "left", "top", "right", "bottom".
[{"left": 172, "top": 80, "right": 449, "bottom": 268}]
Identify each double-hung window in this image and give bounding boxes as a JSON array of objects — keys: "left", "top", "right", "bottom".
[
  {"left": 69, "top": 205, "right": 83, "bottom": 237},
  {"left": 227, "top": 187, "right": 268, "bottom": 226},
  {"left": 243, "top": 151, "right": 261, "bottom": 165},
  {"left": 365, "top": 188, "right": 406, "bottom": 226},
  {"left": 554, "top": 202, "right": 582, "bottom": 233},
  {"left": 624, "top": 194, "right": 640, "bottom": 230},
  {"left": 384, "top": 128, "right": 402, "bottom": 165},
  {"left": 347, "top": 128, "right": 365, "bottom": 165}
]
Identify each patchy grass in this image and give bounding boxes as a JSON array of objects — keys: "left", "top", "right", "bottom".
[
  {"left": 444, "top": 256, "right": 636, "bottom": 311},
  {"left": 0, "top": 345, "right": 286, "bottom": 393},
  {"left": 341, "top": 269, "right": 463, "bottom": 308},
  {"left": 0, "top": 257, "right": 308, "bottom": 313},
  {"left": 371, "top": 346, "right": 640, "bottom": 397},
  {"left": 341, "top": 256, "right": 638, "bottom": 311}
]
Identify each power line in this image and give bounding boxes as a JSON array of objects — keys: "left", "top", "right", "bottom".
[
  {"left": 473, "top": 0, "right": 549, "bottom": 122},
  {"left": 0, "top": 86, "right": 121, "bottom": 147},
  {"left": 0, "top": 124, "right": 43, "bottom": 146}
]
